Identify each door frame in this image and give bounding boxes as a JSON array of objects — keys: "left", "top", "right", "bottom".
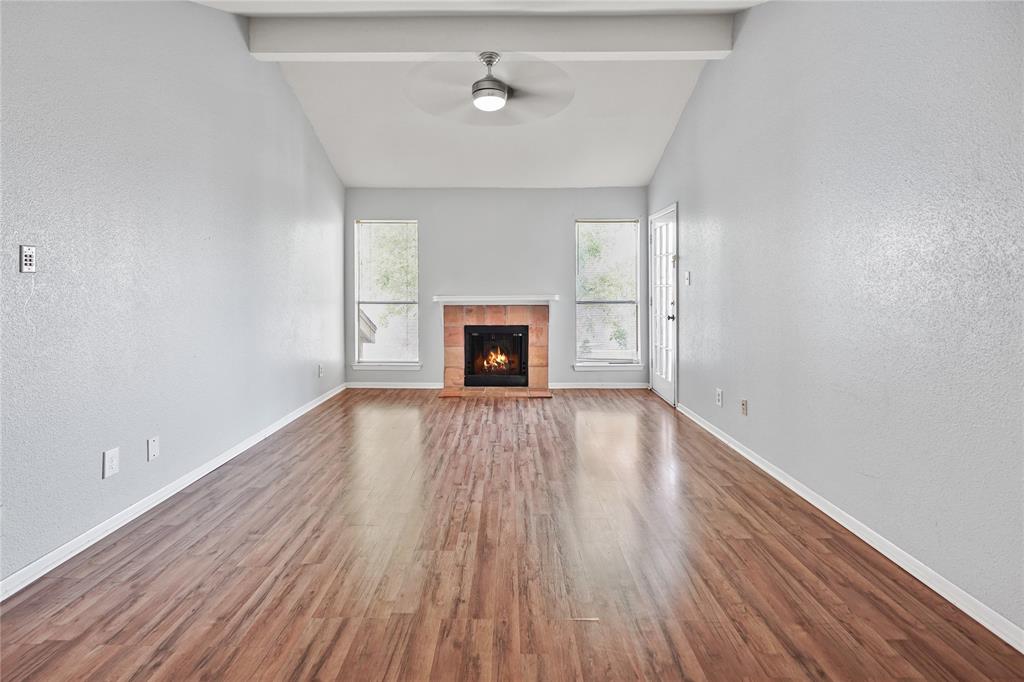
[{"left": 648, "top": 203, "right": 678, "bottom": 406}]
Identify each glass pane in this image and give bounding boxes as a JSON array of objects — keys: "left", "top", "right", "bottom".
[
  {"left": 358, "top": 303, "right": 418, "bottom": 362},
  {"left": 357, "top": 221, "right": 417, "bottom": 302},
  {"left": 576, "top": 303, "right": 638, "bottom": 362},
  {"left": 576, "top": 221, "right": 637, "bottom": 302}
]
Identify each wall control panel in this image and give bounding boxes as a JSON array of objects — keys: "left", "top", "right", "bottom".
[{"left": 20, "top": 246, "right": 36, "bottom": 273}]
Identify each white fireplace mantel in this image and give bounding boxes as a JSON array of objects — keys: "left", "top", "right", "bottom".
[{"left": 431, "top": 295, "right": 559, "bottom": 306}]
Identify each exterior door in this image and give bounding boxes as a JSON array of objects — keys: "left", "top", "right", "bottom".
[{"left": 649, "top": 204, "right": 678, "bottom": 405}]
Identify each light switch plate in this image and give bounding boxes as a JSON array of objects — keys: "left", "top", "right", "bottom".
[
  {"left": 103, "top": 448, "right": 120, "bottom": 478},
  {"left": 147, "top": 437, "right": 160, "bottom": 461}
]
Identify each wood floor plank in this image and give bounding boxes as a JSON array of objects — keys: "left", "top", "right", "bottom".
[{"left": 1, "top": 388, "right": 1021, "bottom": 680}]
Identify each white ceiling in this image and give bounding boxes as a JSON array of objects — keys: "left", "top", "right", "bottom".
[
  {"left": 281, "top": 59, "right": 704, "bottom": 187},
  {"left": 199, "top": 1, "right": 749, "bottom": 187}
]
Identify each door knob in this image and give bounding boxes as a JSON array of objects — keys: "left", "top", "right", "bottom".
[{"left": 667, "top": 315, "right": 676, "bottom": 320}]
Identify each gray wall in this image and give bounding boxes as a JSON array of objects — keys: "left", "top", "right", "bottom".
[
  {"left": 1, "top": 2, "right": 345, "bottom": 579},
  {"left": 648, "top": 2, "right": 1023, "bottom": 627},
  {"left": 344, "top": 188, "right": 648, "bottom": 386}
]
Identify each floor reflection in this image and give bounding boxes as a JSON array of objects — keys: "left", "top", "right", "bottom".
[{"left": 347, "top": 399, "right": 425, "bottom": 524}]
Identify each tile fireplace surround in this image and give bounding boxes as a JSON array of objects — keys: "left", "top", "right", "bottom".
[{"left": 439, "top": 304, "right": 552, "bottom": 398}]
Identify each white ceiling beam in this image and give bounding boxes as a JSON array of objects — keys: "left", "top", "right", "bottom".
[{"left": 248, "top": 14, "right": 733, "bottom": 62}]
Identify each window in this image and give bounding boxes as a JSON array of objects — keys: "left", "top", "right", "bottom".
[
  {"left": 575, "top": 220, "right": 640, "bottom": 364},
  {"left": 355, "top": 220, "right": 419, "bottom": 364}
]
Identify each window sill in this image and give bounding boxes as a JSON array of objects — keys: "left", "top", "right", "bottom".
[
  {"left": 350, "top": 362, "right": 422, "bottom": 371},
  {"left": 572, "top": 362, "right": 644, "bottom": 372}
]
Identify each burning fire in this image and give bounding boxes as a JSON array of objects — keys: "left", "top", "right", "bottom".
[{"left": 483, "top": 346, "right": 509, "bottom": 371}]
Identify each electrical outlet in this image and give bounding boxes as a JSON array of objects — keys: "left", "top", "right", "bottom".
[
  {"left": 147, "top": 436, "right": 160, "bottom": 461},
  {"left": 318, "top": 364, "right": 324, "bottom": 377},
  {"left": 20, "top": 246, "right": 36, "bottom": 273},
  {"left": 715, "top": 388, "right": 723, "bottom": 407},
  {"left": 102, "top": 448, "right": 120, "bottom": 478},
  {"left": 741, "top": 400, "right": 748, "bottom": 416}
]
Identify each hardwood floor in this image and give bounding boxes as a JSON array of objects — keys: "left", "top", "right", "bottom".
[{"left": 2, "top": 389, "right": 1021, "bottom": 680}]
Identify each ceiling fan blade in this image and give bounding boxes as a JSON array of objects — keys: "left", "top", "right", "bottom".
[
  {"left": 508, "top": 86, "right": 574, "bottom": 118},
  {"left": 416, "top": 70, "right": 469, "bottom": 88},
  {"left": 509, "top": 86, "right": 548, "bottom": 101},
  {"left": 501, "top": 61, "right": 570, "bottom": 88}
]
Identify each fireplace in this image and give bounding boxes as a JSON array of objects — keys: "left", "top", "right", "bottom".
[
  {"left": 464, "top": 325, "right": 528, "bottom": 387},
  {"left": 441, "top": 303, "right": 550, "bottom": 397}
]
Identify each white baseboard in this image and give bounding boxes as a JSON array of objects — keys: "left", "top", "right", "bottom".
[
  {"left": 674, "top": 403, "right": 1024, "bottom": 654},
  {"left": 0, "top": 384, "right": 347, "bottom": 601},
  {"left": 343, "top": 382, "right": 649, "bottom": 390},
  {"left": 343, "top": 382, "right": 443, "bottom": 389},
  {"left": 550, "top": 382, "right": 651, "bottom": 389}
]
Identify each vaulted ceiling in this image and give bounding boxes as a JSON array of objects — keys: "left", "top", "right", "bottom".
[{"left": 199, "top": 1, "right": 760, "bottom": 187}]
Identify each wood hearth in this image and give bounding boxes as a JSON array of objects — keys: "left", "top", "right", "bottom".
[{"left": 439, "top": 304, "right": 551, "bottom": 398}]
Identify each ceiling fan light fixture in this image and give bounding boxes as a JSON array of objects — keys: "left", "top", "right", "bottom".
[
  {"left": 472, "top": 51, "right": 508, "bottom": 112},
  {"left": 472, "top": 85, "right": 507, "bottom": 112}
]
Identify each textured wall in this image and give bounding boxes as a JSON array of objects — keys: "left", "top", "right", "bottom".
[
  {"left": 344, "top": 188, "right": 649, "bottom": 386},
  {"left": 1, "top": 2, "right": 345, "bottom": 578},
  {"left": 648, "top": 2, "right": 1023, "bottom": 627}
]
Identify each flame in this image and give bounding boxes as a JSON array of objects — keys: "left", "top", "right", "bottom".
[{"left": 483, "top": 346, "right": 509, "bottom": 371}]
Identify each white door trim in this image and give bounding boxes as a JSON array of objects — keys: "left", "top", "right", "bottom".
[{"left": 648, "top": 203, "right": 678, "bottom": 406}]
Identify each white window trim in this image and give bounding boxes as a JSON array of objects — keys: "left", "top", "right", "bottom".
[
  {"left": 573, "top": 218, "right": 643, "bottom": 366},
  {"left": 350, "top": 362, "right": 423, "bottom": 371},
  {"left": 573, "top": 361, "right": 644, "bottom": 372},
  {"left": 353, "top": 219, "right": 420, "bottom": 366}
]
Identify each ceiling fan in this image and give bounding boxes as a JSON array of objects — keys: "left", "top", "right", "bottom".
[
  {"left": 471, "top": 51, "right": 510, "bottom": 111},
  {"left": 404, "top": 51, "right": 575, "bottom": 126}
]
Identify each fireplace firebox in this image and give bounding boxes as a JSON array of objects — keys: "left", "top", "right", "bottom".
[{"left": 464, "top": 325, "right": 528, "bottom": 387}]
